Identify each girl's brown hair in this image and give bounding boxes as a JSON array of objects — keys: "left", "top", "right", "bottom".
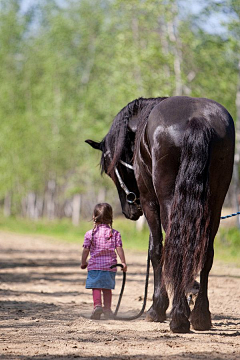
[
  {"left": 93, "top": 203, "right": 113, "bottom": 226},
  {"left": 92, "top": 203, "right": 113, "bottom": 240}
]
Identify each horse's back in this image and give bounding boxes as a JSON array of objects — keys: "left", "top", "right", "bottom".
[
  {"left": 149, "top": 96, "right": 233, "bottom": 130},
  {"left": 144, "top": 96, "right": 235, "bottom": 229},
  {"left": 147, "top": 96, "right": 234, "bottom": 168}
]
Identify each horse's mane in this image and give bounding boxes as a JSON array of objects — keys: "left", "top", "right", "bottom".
[{"left": 100, "top": 97, "right": 168, "bottom": 173}]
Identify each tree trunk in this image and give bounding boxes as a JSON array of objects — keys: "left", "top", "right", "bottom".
[
  {"left": 166, "top": 3, "right": 183, "bottom": 96},
  {"left": 131, "top": 16, "right": 143, "bottom": 93},
  {"left": 157, "top": 17, "right": 171, "bottom": 79},
  {"left": 26, "top": 192, "right": 36, "bottom": 219},
  {"left": 21, "top": 197, "right": 27, "bottom": 218},
  {"left": 4, "top": 193, "right": 11, "bottom": 217},
  {"left": 35, "top": 195, "right": 44, "bottom": 219},
  {"left": 234, "top": 59, "right": 240, "bottom": 227},
  {"left": 43, "top": 180, "right": 56, "bottom": 220},
  {"left": 72, "top": 193, "right": 81, "bottom": 226},
  {"left": 97, "top": 187, "right": 106, "bottom": 203}
]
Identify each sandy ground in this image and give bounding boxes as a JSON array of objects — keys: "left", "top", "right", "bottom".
[{"left": 0, "top": 231, "right": 240, "bottom": 360}]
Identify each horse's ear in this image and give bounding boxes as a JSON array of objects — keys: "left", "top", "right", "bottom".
[
  {"left": 127, "top": 115, "right": 138, "bottom": 133},
  {"left": 85, "top": 139, "right": 102, "bottom": 151}
]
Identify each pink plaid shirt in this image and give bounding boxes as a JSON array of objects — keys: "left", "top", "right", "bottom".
[{"left": 83, "top": 224, "right": 122, "bottom": 272}]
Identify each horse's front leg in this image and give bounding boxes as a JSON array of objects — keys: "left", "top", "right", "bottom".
[
  {"left": 143, "top": 202, "right": 169, "bottom": 322},
  {"left": 146, "top": 232, "right": 169, "bottom": 322}
]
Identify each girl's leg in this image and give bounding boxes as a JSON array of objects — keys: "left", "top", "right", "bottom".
[
  {"left": 91, "top": 289, "right": 103, "bottom": 320},
  {"left": 92, "top": 288, "right": 102, "bottom": 308},
  {"left": 102, "top": 289, "right": 112, "bottom": 310}
]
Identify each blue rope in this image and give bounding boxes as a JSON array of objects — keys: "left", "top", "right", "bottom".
[{"left": 220, "top": 211, "right": 240, "bottom": 220}]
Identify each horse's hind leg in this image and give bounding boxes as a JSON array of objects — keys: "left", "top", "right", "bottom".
[
  {"left": 170, "top": 243, "right": 213, "bottom": 333},
  {"left": 170, "top": 290, "right": 191, "bottom": 333},
  {"left": 190, "top": 241, "right": 213, "bottom": 331}
]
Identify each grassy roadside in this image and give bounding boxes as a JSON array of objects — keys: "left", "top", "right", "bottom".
[
  {"left": 0, "top": 216, "right": 239, "bottom": 265},
  {"left": 0, "top": 216, "right": 149, "bottom": 251},
  {"left": 214, "top": 227, "right": 240, "bottom": 265}
]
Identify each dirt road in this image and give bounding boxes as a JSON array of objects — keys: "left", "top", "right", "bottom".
[{"left": 0, "top": 231, "right": 239, "bottom": 359}]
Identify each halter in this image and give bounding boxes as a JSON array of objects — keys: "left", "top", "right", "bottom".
[
  {"left": 119, "top": 160, "right": 134, "bottom": 170},
  {"left": 103, "top": 150, "right": 141, "bottom": 209}
]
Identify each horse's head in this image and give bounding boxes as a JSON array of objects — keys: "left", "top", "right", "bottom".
[
  {"left": 85, "top": 127, "right": 143, "bottom": 221},
  {"left": 85, "top": 97, "right": 161, "bottom": 220}
]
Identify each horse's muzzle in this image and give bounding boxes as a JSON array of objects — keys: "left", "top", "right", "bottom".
[{"left": 122, "top": 206, "right": 143, "bottom": 221}]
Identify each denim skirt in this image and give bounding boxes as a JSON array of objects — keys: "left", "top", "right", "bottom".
[{"left": 86, "top": 270, "right": 116, "bottom": 289}]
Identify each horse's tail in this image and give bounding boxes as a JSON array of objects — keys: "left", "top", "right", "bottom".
[{"left": 163, "top": 117, "right": 213, "bottom": 296}]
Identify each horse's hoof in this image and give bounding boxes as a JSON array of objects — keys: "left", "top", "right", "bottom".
[
  {"left": 170, "top": 318, "right": 190, "bottom": 333},
  {"left": 145, "top": 313, "right": 155, "bottom": 322},
  {"left": 190, "top": 310, "right": 212, "bottom": 331},
  {"left": 145, "top": 309, "right": 166, "bottom": 322}
]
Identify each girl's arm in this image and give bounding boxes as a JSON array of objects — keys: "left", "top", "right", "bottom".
[
  {"left": 81, "top": 247, "right": 90, "bottom": 269},
  {"left": 116, "top": 247, "right": 127, "bottom": 272}
]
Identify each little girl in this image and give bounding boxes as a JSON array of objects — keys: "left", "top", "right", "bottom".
[{"left": 81, "top": 203, "right": 127, "bottom": 320}]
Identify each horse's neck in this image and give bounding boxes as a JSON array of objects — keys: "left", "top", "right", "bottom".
[{"left": 132, "top": 99, "right": 160, "bottom": 128}]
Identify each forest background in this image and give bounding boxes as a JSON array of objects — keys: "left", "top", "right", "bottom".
[{"left": 0, "top": 0, "right": 240, "bottom": 261}]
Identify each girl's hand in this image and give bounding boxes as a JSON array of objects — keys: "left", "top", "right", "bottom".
[
  {"left": 81, "top": 262, "right": 88, "bottom": 269},
  {"left": 81, "top": 248, "right": 90, "bottom": 269},
  {"left": 121, "top": 263, "right": 127, "bottom": 272}
]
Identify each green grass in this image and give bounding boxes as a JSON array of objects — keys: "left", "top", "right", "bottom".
[
  {"left": 0, "top": 216, "right": 149, "bottom": 251},
  {"left": 0, "top": 216, "right": 239, "bottom": 265},
  {"left": 215, "top": 227, "right": 240, "bottom": 265}
]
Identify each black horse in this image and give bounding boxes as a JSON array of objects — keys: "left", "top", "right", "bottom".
[{"left": 86, "top": 96, "right": 235, "bottom": 333}]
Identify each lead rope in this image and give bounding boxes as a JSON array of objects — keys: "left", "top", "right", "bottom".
[
  {"left": 220, "top": 211, "right": 240, "bottom": 220},
  {"left": 110, "top": 211, "right": 237, "bottom": 321},
  {"left": 111, "top": 245, "right": 151, "bottom": 321}
]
